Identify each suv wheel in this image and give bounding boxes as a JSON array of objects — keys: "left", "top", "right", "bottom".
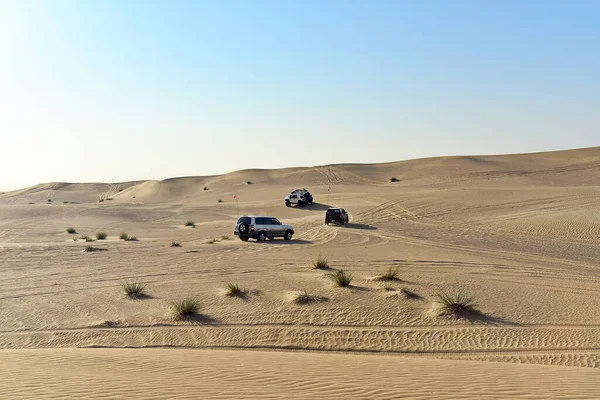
[
  {"left": 257, "top": 231, "right": 267, "bottom": 242},
  {"left": 284, "top": 230, "right": 293, "bottom": 240},
  {"left": 298, "top": 200, "right": 304, "bottom": 208},
  {"left": 285, "top": 200, "right": 291, "bottom": 207},
  {"left": 238, "top": 223, "right": 249, "bottom": 234}
]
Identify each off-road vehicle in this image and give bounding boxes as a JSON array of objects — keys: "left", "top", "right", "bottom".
[
  {"left": 284, "top": 188, "right": 313, "bottom": 207},
  {"left": 234, "top": 216, "right": 295, "bottom": 242},
  {"left": 325, "top": 208, "right": 349, "bottom": 225}
]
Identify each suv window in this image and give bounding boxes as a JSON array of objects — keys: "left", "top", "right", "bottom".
[
  {"left": 271, "top": 218, "right": 281, "bottom": 225},
  {"left": 237, "top": 217, "right": 251, "bottom": 224}
]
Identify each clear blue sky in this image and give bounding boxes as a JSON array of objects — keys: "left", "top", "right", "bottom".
[{"left": 1, "top": 0, "right": 598, "bottom": 190}]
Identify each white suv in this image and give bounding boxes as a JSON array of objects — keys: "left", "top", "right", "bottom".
[{"left": 234, "top": 216, "right": 295, "bottom": 242}]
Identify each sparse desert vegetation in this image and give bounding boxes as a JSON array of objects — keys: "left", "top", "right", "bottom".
[
  {"left": 312, "top": 254, "right": 329, "bottom": 269},
  {"left": 120, "top": 233, "right": 138, "bottom": 241},
  {"left": 171, "top": 240, "right": 182, "bottom": 247},
  {"left": 390, "top": 177, "right": 400, "bottom": 182},
  {"left": 80, "top": 235, "right": 95, "bottom": 242},
  {"left": 225, "top": 283, "right": 245, "bottom": 297},
  {"left": 433, "top": 289, "right": 479, "bottom": 318},
  {"left": 246, "top": 180, "right": 253, "bottom": 185},
  {"left": 203, "top": 186, "right": 208, "bottom": 191},
  {"left": 171, "top": 297, "right": 201, "bottom": 320},
  {"left": 375, "top": 267, "right": 400, "bottom": 281},
  {"left": 293, "top": 290, "right": 327, "bottom": 304},
  {"left": 96, "top": 232, "right": 107, "bottom": 240},
  {"left": 66, "top": 227, "right": 77, "bottom": 234},
  {"left": 218, "top": 199, "right": 223, "bottom": 203},
  {"left": 185, "top": 220, "right": 196, "bottom": 227},
  {"left": 328, "top": 270, "right": 352, "bottom": 287},
  {"left": 122, "top": 281, "right": 146, "bottom": 299},
  {"left": 82, "top": 246, "right": 106, "bottom": 252}
]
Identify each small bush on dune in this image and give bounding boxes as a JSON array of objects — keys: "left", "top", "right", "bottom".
[
  {"left": 312, "top": 254, "right": 329, "bottom": 269},
  {"left": 99, "top": 199, "right": 105, "bottom": 203},
  {"left": 225, "top": 282, "right": 244, "bottom": 297},
  {"left": 80, "top": 235, "right": 94, "bottom": 242},
  {"left": 96, "top": 232, "right": 107, "bottom": 240},
  {"left": 63, "top": 201, "right": 68, "bottom": 204},
  {"left": 171, "top": 240, "right": 182, "bottom": 247},
  {"left": 246, "top": 180, "right": 253, "bottom": 185},
  {"left": 434, "top": 289, "right": 478, "bottom": 317},
  {"left": 293, "top": 290, "right": 327, "bottom": 304},
  {"left": 185, "top": 221, "right": 196, "bottom": 227},
  {"left": 203, "top": 186, "right": 208, "bottom": 191},
  {"left": 390, "top": 177, "right": 400, "bottom": 183},
  {"left": 66, "top": 227, "right": 77, "bottom": 234},
  {"left": 218, "top": 199, "right": 223, "bottom": 203},
  {"left": 47, "top": 199, "right": 52, "bottom": 203},
  {"left": 122, "top": 281, "right": 146, "bottom": 298},
  {"left": 119, "top": 233, "right": 138, "bottom": 241},
  {"left": 375, "top": 267, "right": 400, "bottom": 281},
  {"left": 328, "top": 270, "right": 352, "bottom": 287},
  {"left": 171, "top": 297, "right": 201, "bottom": 320}
]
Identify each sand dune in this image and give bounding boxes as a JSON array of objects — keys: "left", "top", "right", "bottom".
[
  {"left": 1, "top": 147, "right": 600, "bottom": 398},
  {"left": 2, "top": 349, "right": 600, "bottom": 400}
]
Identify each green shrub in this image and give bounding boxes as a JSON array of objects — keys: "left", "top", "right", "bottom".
[
  {"left": 122, "top": 281, "right": 146, "bottom": 298},
  {"left": 312, "top": 254, "right": 329, "bottom": 269},
  {"left": 434, "top": 289, "right": 478, "bottom": 317},
  {"left": 375, "top": 267, "right": 399, "bottom": 281},
  {"left": 66, "top": 227, "right": 77, "bottom": 234},
  {"left": 171, "top": 297, "right": 201, "bottom": 319},
  {"left": 185, "top": 221, "right": 196, "bottom": 227},
  {"left": 96, "top": 232, "right": 107, "bottom": 240},
  {"left": 328, "top": 270, "right": 352, "bottom": 287},
  {"left": 225, "top": 283, "right": 244, "bottom": 297}
]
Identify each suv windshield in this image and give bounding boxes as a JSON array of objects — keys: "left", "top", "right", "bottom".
[{"left": 327, "top": 209, "right": 341, "bottom": 216}]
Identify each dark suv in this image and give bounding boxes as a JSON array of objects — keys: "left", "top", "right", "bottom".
[{"left": 325, "top": 208, "right": 349, "bottom": 225}]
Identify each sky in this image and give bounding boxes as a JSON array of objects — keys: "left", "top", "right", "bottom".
[{"left": 0, "top": 0, "right": 598, "bottom": 190}]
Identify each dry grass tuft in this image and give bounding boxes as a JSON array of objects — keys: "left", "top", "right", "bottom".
[
  {"left": 96, "top": 232, "right": 107, "bottom": 240},
  {"left": 293, "top": 290, "right": 327, "bottom": 304},
  {"left": 185, "top": 220, "right": 196, "bottom": 227},
  {"left": 433, "top": 289, "right": 478, "bottom": 318},
  {"left": 66, "top": 227, "right": 77, "bottom": 234},
  {"left": 122, "top": 281, "right": 146, "bottom": 299},
  {"left": 225, "top": 282, "right": 245, "bottom": 297},
  {"left": 375, "top": 267, "right": 400, "bottom": 281},
  {"left": 328, "top": 270, "right": 352, "bottom": 287},
  {"left": 171, "top": 297, "right": 201, "bottom": 320},
  {"left": 312, "top": 254, "right": 329, "bottom": 269}
]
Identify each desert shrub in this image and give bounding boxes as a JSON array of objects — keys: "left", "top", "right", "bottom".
[
  {"left": 434, "top": 289, "right": 478, "bottom": 317},
  {"left": 96, "top": 232, "right": 107, "bottom": 240},
  {"left": 171, "top": 240, "right": 182, "bottom": 247},
  {"left": 63, "top": 201, "right": 68, "bottom": 204},
  {"left": 106, "top": 198, "right": 114, "bottom": 201},
  {"left": 66, "top": 227, "right": 77, "bottom": 234},
  {"left": 47, "top": 199, "right": 52, "bottom": 203},
  {"left": 312, "top": 254, "right": 329, "bottom": 269},
  {"left": 390, "top": 177, "right": 400, "bottom": 183},
  {"left": 225, "top": 283, "right": 244, "bottom": 297},
  {"left": 185, "top": 220, "right": 196, "bottom": 227},
  {"left": 99, "top": 199, "right": 104, "bottom": 203},
  {"left": 80, "top": 235, "right": 94, "bottom": 242},
  {"left": 82, "top": 246, "right": 106, "bottom": 252},
  {"left": 293, "top": 290, "right": 327, "bottom": 304},
  {"left": 246, "top": 180, "right": 253, "bottom": 185},
  {"left": 376, "top": 267, "right": 400, "bottom": 281},
  {"left": 218, "top": 199, "right": 223, "bottom": 203},
  {"left": 171, "top": 297, "right": 201, "bottom": 319},
  {"left": 120, "top": 232, "right": 130, "bottom": 240},
  {"left": 328, "top": 270, "right": 352, "bottom": 287},
  {"left": 203, "top": 186, "right": 208, "bottom": 191},
  {"left": 122, "top": 281, "right": 146, "bottom": 298}
]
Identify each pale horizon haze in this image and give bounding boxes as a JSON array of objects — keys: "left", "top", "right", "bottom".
[{"left": 1, "top": 0, "right": 598, "bottom": 191}]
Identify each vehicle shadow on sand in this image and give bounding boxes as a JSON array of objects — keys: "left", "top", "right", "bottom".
[
  {"left": 292, "top": 202, "right": 333, "bottom": 211},
  {"left": 259, "top": 239, "right": 313, "bottom": 245},
  {"left": 341, "top": 223, "right": 377, "bottom": 230}
]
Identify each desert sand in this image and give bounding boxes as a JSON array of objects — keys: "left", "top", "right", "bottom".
[{"left": 1, "top": 146, "right": 600, "bottom": 399}]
